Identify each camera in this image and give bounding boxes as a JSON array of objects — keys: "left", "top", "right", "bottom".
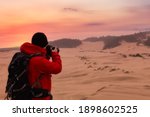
[{"left": 46, "top": 45, "right": 59, "bottom": 57}]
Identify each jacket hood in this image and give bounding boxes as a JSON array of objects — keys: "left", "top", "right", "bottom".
[{"left": 20, "top": 42, "right": 46, "bottom": 56}]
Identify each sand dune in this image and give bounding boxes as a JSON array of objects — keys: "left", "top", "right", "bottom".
[{"left": 1, "top": 42, "right": 150, "bottom": 100}]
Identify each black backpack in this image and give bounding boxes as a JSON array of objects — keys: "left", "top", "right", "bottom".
[{"left": 5, "top": 52, "right": 52, "bottom": 100}]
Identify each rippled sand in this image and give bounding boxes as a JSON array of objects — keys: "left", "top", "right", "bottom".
[{"left": 1, "top": 42, "right": 150, "bottom": 100}]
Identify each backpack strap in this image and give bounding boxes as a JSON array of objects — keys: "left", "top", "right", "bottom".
[
  {"left": 31, "top": 73, "right": 44, "bottom": 88},
  {"left": 29, "top": 53, "right": 42, "bottom": 58},
  {"left": 31, "top": 73, "right": 52, "bottom": 99}
]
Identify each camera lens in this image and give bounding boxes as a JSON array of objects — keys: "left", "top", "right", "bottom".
[{"left": 51, "top": 47, "right": 55, "bottom": 50}]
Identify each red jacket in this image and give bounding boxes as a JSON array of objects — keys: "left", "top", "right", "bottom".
[{"left": 20, "top": 42, "right": 62, "bottom": 100}]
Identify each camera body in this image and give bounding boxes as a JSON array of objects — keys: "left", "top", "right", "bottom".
[{"left": 46, "top": 45, "right": 59, "bottom": 58}]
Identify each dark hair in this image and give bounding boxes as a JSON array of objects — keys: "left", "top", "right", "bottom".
[{"left": 31, "top": 32, "right": 48, "bottom": 48}]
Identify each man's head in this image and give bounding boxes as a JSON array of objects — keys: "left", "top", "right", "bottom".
[{"left": 32, "top": 32, "right": 48, "bottom": 48}]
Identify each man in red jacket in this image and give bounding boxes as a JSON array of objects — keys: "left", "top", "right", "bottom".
[{"left": 20, "top": 32, "right": 62, "bottom": 100}]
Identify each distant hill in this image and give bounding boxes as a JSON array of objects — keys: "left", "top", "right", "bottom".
[
  {"left": 83, "top": 37, "right": 103, "bottom": 42},
  {"left": 83, "top": 31, "right": 150, "bottom": 49},
  {"left": 49, "top": 38, "right": 82, "bottom": 48}
]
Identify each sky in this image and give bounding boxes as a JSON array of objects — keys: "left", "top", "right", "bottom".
[{"left": 0, "top": 0, "right": 150, "bottom": 48}]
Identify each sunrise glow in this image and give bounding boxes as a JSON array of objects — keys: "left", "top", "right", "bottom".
[{"left": 0, "top": 0, "right": 150, "bottom": 48}]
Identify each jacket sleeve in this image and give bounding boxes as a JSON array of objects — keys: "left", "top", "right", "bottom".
[{"left": 39, "top": 52, "right": 62, "bottom": 74}]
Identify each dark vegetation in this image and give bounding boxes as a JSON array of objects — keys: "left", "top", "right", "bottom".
[
  {"left": 129, "top": 53, "right": 144, "bottom": 58},
  {"left": 84, "top": 31, "right": 150, "bottom": 49},
  {"left": 49, "top": 38, "right": 82, "bottom": 48},
  {"left": 103, "top": 37, "right": 121, "bottom": 49},
  {"left": 144, "top": 37, "right": 150, "bottom": 46}
]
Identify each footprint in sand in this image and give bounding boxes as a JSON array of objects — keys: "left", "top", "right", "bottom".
[
  {"left": 122, "top": 70, "right": 132, "bottom": 74},
  {"left": 109, "top": 68, "right": 117, "bottom": 72},
  {"left": 90, "top": 86, "right": 106, "bottom": 96},
  {"left": 93, "top": 62, "right": 97, "bottom": 65},
  {"left": 80, "top": 86, "right": 106, "bottom": 100},
  {"left": 144, "top": 85, "right": 150, "bottom": 89},
  {"left": 80, "top": 97, "right": 88, "bottom": 100},
  {"left": 94, "top": 66, "right": 110, "bottom": 71},
  {"left": 87, "top": 65, "right": 93, "bottom": 68}
]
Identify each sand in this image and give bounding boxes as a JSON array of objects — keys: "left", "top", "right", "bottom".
[{"left": 1, "top": 42, "right": 150, "bottom": 100}]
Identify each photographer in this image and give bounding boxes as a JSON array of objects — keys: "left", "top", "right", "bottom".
[{"left": 20, "top": 32, "right": 62, "bottom": 100}]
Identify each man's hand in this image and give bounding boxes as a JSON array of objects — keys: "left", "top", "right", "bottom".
[
  {"left": 46, "top": 45, "right": 59, "bottom": 59},
  {"left": 51, "top": 47, "right": 59, "bottom": 53}
]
